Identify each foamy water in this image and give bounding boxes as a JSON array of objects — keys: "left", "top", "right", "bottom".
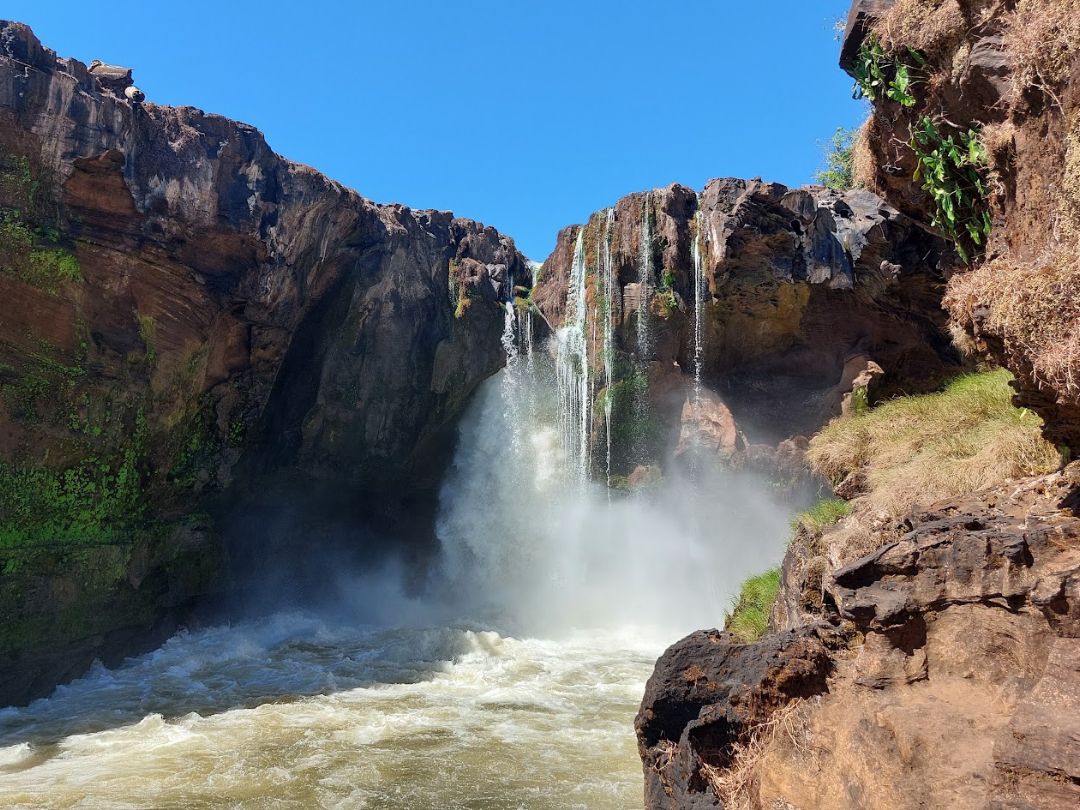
[{"left": 0, "top": 614, "right": 660, "bottom": 809}]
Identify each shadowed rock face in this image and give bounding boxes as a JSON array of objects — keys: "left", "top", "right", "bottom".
[
  {"left": 0, "top": 22, "right": 528, "bottom": 705},
  {"left": 637, "top": 464, "right": 1080, "bottom": 809},
  {"left": 533, "top": 178, "right": 961, "bottom": 476}
]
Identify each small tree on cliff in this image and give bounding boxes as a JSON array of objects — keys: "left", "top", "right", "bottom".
[{"left": 816, "top": 128, "right": 856, "bottom": 191}]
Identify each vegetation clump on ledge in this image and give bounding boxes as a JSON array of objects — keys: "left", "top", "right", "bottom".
[
  {"left": 791, "top": 498, "right": 852, "bottom": 534},
  {"left": 725, "top": 568, "right": 781, "bottom": 644},
  {"left": 807, "top": 369, "right": 1062, "bottom": 519}
]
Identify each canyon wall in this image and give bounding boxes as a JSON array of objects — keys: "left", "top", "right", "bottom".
[{"left": 0, "top": 22, "right": 528, "bottom": 705}]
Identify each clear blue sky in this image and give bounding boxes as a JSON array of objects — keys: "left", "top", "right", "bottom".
[{"left": 7, "top": 1, "right": 865, "bottom": 260}]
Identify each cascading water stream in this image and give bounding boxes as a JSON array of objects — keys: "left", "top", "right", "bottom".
[
  {"left": 555, "top": 229, "right": 590, "bottom": 482},
  {"left": 601, "top": 208, "right": 616, "bottom": 491},
  {"left": 691, "top": 206, "right": 707, "bottom": 398},
  {"left": 637, "top": 192, "right": 652, "bottom": 359}
]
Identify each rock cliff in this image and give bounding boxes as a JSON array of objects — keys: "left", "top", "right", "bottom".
[
  {"left": 639, "top": 465, "right": 1080, "bottom": 809},
  {"left": 841, "top": 0, "right": 1080, "bottom": 450},
  {"left": 635, "top": 2, "right": 1080, "bottom": 807},
  {"left": 0, "top": 21, "right": 528, "bottom": 705},
  {"left": 532, "top": 179, "right": 960, "bottom": 481}
]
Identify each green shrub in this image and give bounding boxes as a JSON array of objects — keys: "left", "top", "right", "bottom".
[
  {"left": 816, "top": 128, "right": 857, "bottom": 191},
  {"left": 725, "top": 568, "right": 781, "bottom": 643},
  {"left": 910, "top": 116, "right": 992, "bottom": 263},
  {"left": 851, "top": 34, "right": 923, "bottom": 106}
]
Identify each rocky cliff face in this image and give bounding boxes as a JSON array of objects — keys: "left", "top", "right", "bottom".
[
  {"left": 638, "top": 465, "right": 1080, "bottom": 809},
  {"left": 0, "top": 22, "right": 528, "bottom": 705},
  {"left": 841, "top": 0, "right": 1080, "bottom": 450},
  {"left": 532, "top": 179, "right": 960, "bottom": 482},
  {"left": 635, "top": 3, "right": 1080, "bottom": 806}
]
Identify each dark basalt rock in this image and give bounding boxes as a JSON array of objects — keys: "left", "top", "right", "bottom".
[
  {"left": 0, "top": 21, "right": 530, "bottom": 705},
  {"left": 636, "top": 625, "right": 839, "bottom": 809}
]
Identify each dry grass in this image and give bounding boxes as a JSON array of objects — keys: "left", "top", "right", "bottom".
[
  {"left": 1002, "top": 0, "right": 1080, "bottom": 106},
  {"left": 1063, "top": 115, "right": 1080, "bottom": 242},
  {"left": 947, "top": 249, "right": 1080, "bottom": 399},
  {"left": 807, "top": 370, "right": 1061, "bottom": 518},
  {"left": 875, "top": 0, "right": 968, "bottom": 61},
  {"left": 852, "top": 117, "right": 880, "bottom": 193},
  {"left": 703, "top": 699, "right": 818, "bottom": 810}
]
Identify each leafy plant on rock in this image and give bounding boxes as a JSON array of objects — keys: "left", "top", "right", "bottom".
[
  {"left": 851, "top": 35, "right": 925, "bottom": 107},
  {"left": 910, "top": 116, "right": 993, "bottom": 262}
]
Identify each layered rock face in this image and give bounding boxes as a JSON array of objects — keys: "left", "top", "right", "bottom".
[
  {"left": 532, "top": 179, "right": 960, "bottom": 480},
  {"left": 638, "top": 465, "right": 1080, "bottom": 809},
  {"left": 0, "top": 22, "right": 526, "bottom": 705},
  {"left": 840, "top": 0, "right": 1080, "bottom": 450}
]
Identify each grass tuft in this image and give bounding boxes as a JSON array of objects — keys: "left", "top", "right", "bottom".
[
  {"left": 725, "top": 568, "right": 781, "bottom": 644},
  {"left": 792, "top": 498, "right": 852, "bottom": 534},
  {"left": 1002, "top": 0, "right": 1080, "bottom": 105},
  {"left": 874, "top": 0, "right": 967, "bottom": 63},
  {"left": 946, "top": 249, "right": 1080, "bottom": 402}
]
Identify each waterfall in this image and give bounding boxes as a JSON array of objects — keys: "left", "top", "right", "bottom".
[
  {"left": 600, "top": 208, "right": 616, "bottom": 490},
  {"left": 637, "top": 192, "right": 652, "bottom": 358},
  {"left": 555, "top": 229, "right": 590, "bottom": 481},
  {"left": 691, "top": 207, "right": 706, "bottom": 396}
]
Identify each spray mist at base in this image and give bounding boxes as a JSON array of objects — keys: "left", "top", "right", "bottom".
[{"left": 434, "top": 352, "right": 792, "bottom": 641}]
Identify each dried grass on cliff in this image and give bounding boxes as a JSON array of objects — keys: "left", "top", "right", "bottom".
[
  {"left": 1002, "top": 0, "right": 1080, "bottom": 104},
  {"left": 807, "top": 370, "right": 1060, "bottom": 518},
  {"left": 703, "top": 699, "right": 817, "bottom": 810},
  {"left": 875, "top": 0, "right": 969, "bottom": 61},
  {"left": 946, "top": 247, "right": 1080, "bottom": 400}
]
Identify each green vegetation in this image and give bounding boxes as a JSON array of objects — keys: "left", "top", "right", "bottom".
[
  {"left": 725, "top": 568, "right": 781, "bottom": 643},
  {"left": 791, "top": 498, "right": 852, "bottom": 534},
  {"left": 910, "top": 116, "right": 992, "bottom": 263},
  {"left": 808, "top": 370, "right": 1062, "bottom": 517},
  {"left": 656, "top": 271, "right": 679, "bottom": 316},
  {"left": 1, "top": 351, "right": 88, "bottom": 425},
  {"left": 0, "top": 154, "right": 80, "bottom": 294},
  {"left": 137, "top": 313, "right": 157, "bottom": 365},
  {"left": 0, "top": 211, "right": 81, "bottom": 294},
  {"left": 0, "top": 410, "right": 148, "bottom": 548},
  {"left": 816, "top": 128, "right": 857, "bottom": 191},
  {"left": 851, "top": 34, "right": 923, "bottom": 107}
]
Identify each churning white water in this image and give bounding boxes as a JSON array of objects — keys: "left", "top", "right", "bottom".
[{"left": 0, "top": 307, "right": 793, "bottom": 809}]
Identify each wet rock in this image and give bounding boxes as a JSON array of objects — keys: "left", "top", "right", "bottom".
[{"left": 674, "top": 390, "right": 742, "bottom": 462}]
